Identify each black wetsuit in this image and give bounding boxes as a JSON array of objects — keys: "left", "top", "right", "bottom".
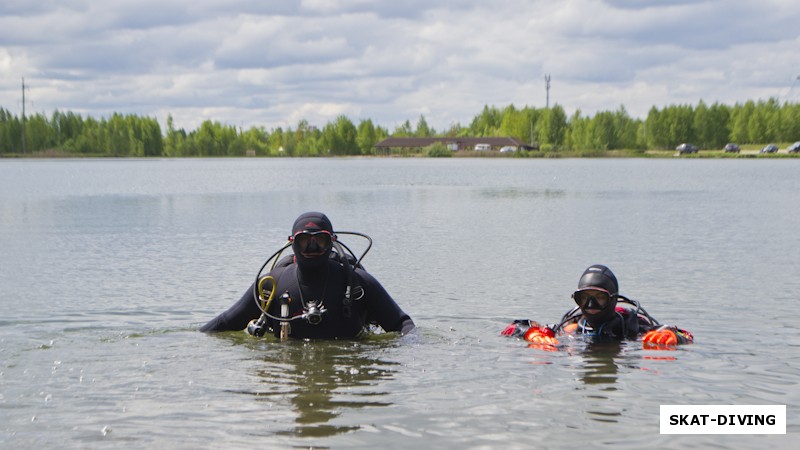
[
  {"left": 556, "top": 303, "right": 657, "bottom": 340},
  {"left": 200, "top": 254, "right": 414, "bottom": 339}
]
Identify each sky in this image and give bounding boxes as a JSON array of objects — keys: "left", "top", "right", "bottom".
[{"left": 1, "top": 0, "right": 799, "bottom": 133}]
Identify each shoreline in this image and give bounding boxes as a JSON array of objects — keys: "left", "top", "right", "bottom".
[{"left": 3, "top": 149, "right": 799, "bottom": 159}]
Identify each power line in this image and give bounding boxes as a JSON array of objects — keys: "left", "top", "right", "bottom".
[{"left": 786, "top": 75, "right": 800, "bottom": 103}]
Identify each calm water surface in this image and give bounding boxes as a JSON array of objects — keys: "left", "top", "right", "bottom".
[{"left": 1, "top": 158, "right": 798, "bottom": 449}]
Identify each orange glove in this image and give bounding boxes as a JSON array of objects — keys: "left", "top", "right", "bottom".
[
  {"left": 643, "top": 328, "right": 677, "bottom": 346},
  {"left": 501, "top": 320, "right": 541, "bottom": 338},
  {"left": 524, "top": 326, "right": 558, "bottom": 345},
  {"left": 643, "top": 326, "right": 693, "bottom": 349}
]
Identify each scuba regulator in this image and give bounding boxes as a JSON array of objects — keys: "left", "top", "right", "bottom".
[{"left": 246, "top": 230, "right": 371, "bottom": 339}]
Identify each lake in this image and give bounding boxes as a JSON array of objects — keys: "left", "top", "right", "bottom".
[{"left": 1, "top": 157, "right": 797, "bottom": 449}]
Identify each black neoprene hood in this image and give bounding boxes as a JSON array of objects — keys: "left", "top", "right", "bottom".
[
  {"left": 577, "top": 264, "right": 619, "bottom": 294},
  {"left": 291, "top": 212, "right": 334, "bottom": 271},
  {"left": 292, "top": 211, "right": 334, "bottom": 235}
]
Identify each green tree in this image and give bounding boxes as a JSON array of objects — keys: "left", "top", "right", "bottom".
[
  {"left": 747, "top": 101, "right": 771, "bottom": 143},
  {"left": 0, "top": 108, "right": 22, "bottom": 153},
  {"left": 779, "top": 102, "right": 800, "bottom": 141},
  {"left": 662, "top": 104, "right": 695, "bottom": 147},
  {"left": 565, "top": 109, "right": 587, "bottom": 149},
  {"left": 334, "top": 115, "right": 358, "bottom": 155},
  {"left": 443, "top": 122, "right": 465, "bottom": 137},
  {"left": 755, "top": 98, "right": 781, "bottom": 143},
  {"left": 469, "top": 105, "right": 502, "bottom": 136},
  {"left": 51, "top": 110, "right": 83, "bottom": 148},
  {"left": 523, "top": 107, "right": 543, "bottom": 146},
  {"left": 645, "top": 106, "right": 666, "bottom": 149},
  {"left": 5, "top": 98, "right": 800, "bottom": 157},
  {"left": 269, "top": 127, "right": 285, "bottom": 156},
  {"left": 164, "top": 114, "right": 183, "bottom": 156},
  {"left": 138, "top": 116, "right": 163, "bottom": 156},
  {"left": 281, "top": 126, "right": 297, "bottom": 156},
  {"left": 613, "top": 105, "right": 640, "bottom": 149},
  {"left": 588, "top": 111, "right": 616, "bottom": 150},
  {"left": 25, "top": 112, "right": 55, "bottom": 152},
  {"left": 499, "top": 105, "right": 530, "bottom": 143},
  {"left": 320, "top": 123, "right": 339, "bottom": 155},
  {"left": 415, "top": 114, "right": 433, "bottom": 137},
  {"left": 294, "top": 120, "right": 319, "bottom": 156},
  {"left": 106, "top": 113, "right": 130, "bottom": 156},
  {"left": 393, "top": 120, "right": 413, "bottom": 137},
  {"left": 730, "top": 100, "right": 754, "bottom": 143},
  {"left": 539, "top": 104, "right": 567, "bottom": 149},
  {"left": 356, "top": 119, "right": 377, "bottom": 155},
  {"left": 242, "top": 126, "right": 269, "bottom": 156},
  {"left": 68, "top": 116, "right": 102, "bottom": 154},
  {"left": 700, "top": 102, "right": 731, "bottom": 148},
  {"left": 194, "top": 120, "right": 220, "bottom": 156}
]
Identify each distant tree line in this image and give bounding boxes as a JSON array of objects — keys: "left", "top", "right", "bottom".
[
  {"left": 0, "top": 109, "right": 163, "bottom": 156},
  {"left": 2, "top": 98, "right": 799, "bottom": 156}
]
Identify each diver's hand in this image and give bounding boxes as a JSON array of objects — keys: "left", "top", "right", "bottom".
[
  {"left": 501, "top": 323, "right": 518, "bottom": 336},
  {"left": 643, "top": 326, "right": 693, "bottom": 348},
  {"left": 643, "top": 328, "right": 677, "bottom": 345},
  {"left": 501, "top": 320, "right": 540, "bottom": 338},
  {"left": 400, "top": 318, "right": 416, "bottom": 336},
  {"left": 523, "top": 326, "right": 558, "bottom": 345}
]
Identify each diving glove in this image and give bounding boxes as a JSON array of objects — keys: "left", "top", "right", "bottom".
[
  {"left": 524, "top": 326, "right": 559, "bottom": 345},
  {"left": 642, "top": 325, "right": 693, "bottom": 348}
]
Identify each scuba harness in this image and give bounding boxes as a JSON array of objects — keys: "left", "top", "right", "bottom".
[
  {"left": 552, "top": 294, "right": 661, "bottom": 338},
  {"left": 246, "top": 231, "right": 372, "bottom": 338}
]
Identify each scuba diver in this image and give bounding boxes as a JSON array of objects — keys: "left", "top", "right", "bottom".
[
  {"left": 501, "top": 264, "right": 693, "bottom": 348},
  {"left": 200, "top": 212, "right": 415, "bottom": 339}
]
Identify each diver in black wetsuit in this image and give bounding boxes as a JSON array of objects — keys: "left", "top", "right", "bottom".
[
  {"left": 502, "top": 264, "right": 693, "bottom": 348},
  {"left": 200, "top": 212, "right": 415, "bottom": 339}
]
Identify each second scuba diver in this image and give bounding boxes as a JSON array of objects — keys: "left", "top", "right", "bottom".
[
  {"left": 200, "top": 212, "right": 415, "bottom": 339},
  {"left": 502, "top": 264, "right": 693, "bottom": 348}
]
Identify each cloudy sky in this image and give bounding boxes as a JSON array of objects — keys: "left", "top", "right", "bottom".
[{"left": 1, "top": 0, "right": 799, "bottom": 133}]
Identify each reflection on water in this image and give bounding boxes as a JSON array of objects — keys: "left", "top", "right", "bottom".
[
  {"left": 228, "top": 337, "right": 398, "bottom": 438},
  {"left": 574, "top": 341, "right": 624, "bottom": 386},
  {"left": 558, "top": 340, "right": 627, "bottom": 424}
]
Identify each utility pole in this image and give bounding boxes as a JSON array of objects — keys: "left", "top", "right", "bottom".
[
  {"left": 544, "top": 74, "right": 551, "bottom": 109},
  {"left": 21, "top": 77, "right": 27, "bottom": 155}
]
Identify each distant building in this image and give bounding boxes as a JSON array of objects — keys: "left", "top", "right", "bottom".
[{"left": 374, "top": 137, "right": 537, "bottom": 152}]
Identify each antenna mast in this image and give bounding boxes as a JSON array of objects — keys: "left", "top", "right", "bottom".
[{"left": 544, "top": 74, "right": 551, "bottom": 109}]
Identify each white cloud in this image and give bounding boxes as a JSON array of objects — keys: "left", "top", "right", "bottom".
[
  {"left": 0, "top": 48, "right": 13, "bottom": 72},
  {"left": 1, "top": 0, "right": 799, "bottom": 132}
]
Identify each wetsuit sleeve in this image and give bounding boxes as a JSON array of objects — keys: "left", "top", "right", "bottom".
[
  {"left": 358, "top": 269, "right": 415, "bottom": 334},
  {"left": 199, "top": 281, "right": 261, "bottom": 332}
]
